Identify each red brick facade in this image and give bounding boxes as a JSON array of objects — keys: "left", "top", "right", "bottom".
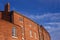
[{"left": 0, "top": 3, "right": 51, "bottom": 40}]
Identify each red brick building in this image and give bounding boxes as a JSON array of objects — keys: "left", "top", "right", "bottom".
[{"left": 0, "top": 3, "right": 51, "bottom": 40}]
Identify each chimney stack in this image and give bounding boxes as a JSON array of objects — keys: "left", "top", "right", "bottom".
[
  {"left": 2, "top": 3, "right": 12, "bottom": 22},
  {"left": 5, "top": 3, "right": 10, "bottom": 12}
]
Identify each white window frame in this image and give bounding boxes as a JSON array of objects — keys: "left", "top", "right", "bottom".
[
  {"left": 29, "top": 24, "right": 32, "bottom": 27},
  {"left": 30, "top": 30, "right": 33, "bottom": 37},
  {"left": 22, "top": 37, "right": 24, "bottom": 40},
  {"left": 19, "top": 18, "right": 23, "bottom": 23},
  {"left": 34, "top": 32, "right": 37, "bottom": 39},
  {"left": 12, "top": 27, "right": 16, "bottom": 37}
]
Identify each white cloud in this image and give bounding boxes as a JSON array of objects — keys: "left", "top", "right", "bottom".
[
  {"left": 43, "top": 22, "right": 60, "bottom": 32},
  {"left": 24, "top": 13, "right": 60, "bottom": 32},
  {"left": 44, "top": 26, "right": 51, "bottom": 29},
  {"left": 45, "top": 22, "right": 60, "bottom": 25},
  {"left": 25, "top": 13, "right": 60, "bottom": 21},
  {"left": 25, "top": 13, "right": 60, "bottom": 30}
]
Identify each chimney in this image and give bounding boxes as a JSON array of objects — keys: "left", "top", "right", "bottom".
[
  {"left": 2, "top": 3, "right": 12, "bottom": 22},
  {"left": 5, "top": 3, "right": 10, "bottom": 12}
]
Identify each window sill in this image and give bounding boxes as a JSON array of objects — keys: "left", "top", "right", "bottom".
[{"left": 12, "top": 36, "right": 18, "bottom": 38}]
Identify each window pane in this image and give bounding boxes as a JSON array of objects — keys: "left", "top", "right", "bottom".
[
  {"left": 29, "top": 24, "right": 32, "bottom": 27},
  {"left": 30, "top": 30, "right": 33, "bottom": 37},
  {"left": 19, "top": 18, "right": 23, "bottom": 21},
  {"left": 22, "top": 37, "right": 24, "bottom": 40},
  {"left": 34, "top": 32, "right": 37, "bottom": 39},
  {"left": 12, "top": 27, "right": 16, "bottom": 36}
]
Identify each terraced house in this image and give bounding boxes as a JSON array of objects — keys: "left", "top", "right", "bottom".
[{"left": 0, "top": 3, "right": 51, "bottom": 40}]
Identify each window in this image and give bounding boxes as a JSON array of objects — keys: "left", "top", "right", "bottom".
[
  {"left": 40, "top": 34, "right": 44, "bottom": 40},
  {"left": 20, "top": 25, "right": 23, "bottom": 28},
  {"left": 34, "top": 32, "right": 37, "bottom": 39},
  {"left": 22, "top": 37, "right": 25, "bottom": 40},
  {"left": 29, "top": 24, "right": 32, "bottom": 27},
  {"left": 19, "top": 18, "right": 23, "bottom": 23},
  {"left": 20, "top": 25, "right": 24, "bottom": 30},
  {"left": 12, "top": 27, "right": 16, "bottom": 37},
  {"left": 30, "top": 30, "right": 33, "bottom": 37},
  {"left": 40, "top": 37, "right": 44, "bottom": 40},
  {"left": 22, "top": 32, "right": 24, "bottom": 36},
  {"left": 20, "top": 25, "right": 24, "bottom": 35},
  {"left": 19, "top": 18, "right": 23, "bottom": 22},
  {"left": 39, "top": 30, "right": 41, "bottom": 33}
]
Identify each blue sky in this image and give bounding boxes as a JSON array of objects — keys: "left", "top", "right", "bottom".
[{"left": 0, "top": 0, "right": 60, "bottom": 40}]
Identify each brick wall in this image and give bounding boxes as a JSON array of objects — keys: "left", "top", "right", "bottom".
[
  {"left": 13, "top": 11, "right": 39, "bottom": 40},
  {"left": 0, "top": 20, "right": 22, "bottom": 40}
]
